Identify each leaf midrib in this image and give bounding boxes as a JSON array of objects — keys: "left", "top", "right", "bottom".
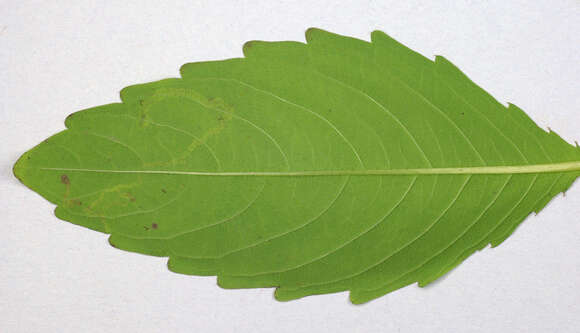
[{"left": 39, "top": 161, "right": 580, "bottom": 176}]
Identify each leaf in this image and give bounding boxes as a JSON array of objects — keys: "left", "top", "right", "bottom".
[{"left": 13, "top": 28, "right": 580, "bottom": 304}]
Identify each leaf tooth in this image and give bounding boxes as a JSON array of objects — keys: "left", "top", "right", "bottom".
[
  {"left": 304, "top": 27, "right": 323, "bottom": 43},
  {"left": 167, "top": 256, "right": 218, "bottom": 276},
  {"left": 108, "top": 234, "right": 168, "bottom": 257},
  {"left": 217, "top": 274, "right": 278, "bottom": 290},
  {"left": 274, "top": 285, "right": 348, "bottom": 302}
]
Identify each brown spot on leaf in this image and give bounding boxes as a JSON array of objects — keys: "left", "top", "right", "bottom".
[
  {"left": 161, "top": 188, "right": 167, "bottom": 194},
  {"left": 125, "top": 192, "right": 136, "bottom": 202},
  {"left": 60, "top": 174, "right": 70, "bottom": 185},
  {"left": 139, "top": 113, "right": 146, "bottom": 126},
  {"left": 151, "top": 223, "right": 158, "bottom": 229}
]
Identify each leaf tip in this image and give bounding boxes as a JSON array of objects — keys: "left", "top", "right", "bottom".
[{"left": 13, "top": 151, "right": 30, "bottom": 184}]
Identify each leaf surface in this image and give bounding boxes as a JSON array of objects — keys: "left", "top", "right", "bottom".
[{"left": 14, "top": 28, "right": 580, "bottom": 303}]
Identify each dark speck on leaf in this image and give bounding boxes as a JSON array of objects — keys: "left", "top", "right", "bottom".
[
  {"left": 126, "top": 192, "right": 136, "bottom": 202},
  {"left": 161, "top": 188, "right": 167, "bottom": 194},
  {"left": 152, "top": 223, "right": 158, "bottom": 229},
  {"left": 460, "top": 112, "right": 465, "bottom": 116},
  {"left": 60, "top": 174, "right": 70, "bottom": 185}
]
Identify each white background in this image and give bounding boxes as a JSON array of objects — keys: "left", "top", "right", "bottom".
[{"left": 1, "top": 1, "right": 579, "bottom": 332}]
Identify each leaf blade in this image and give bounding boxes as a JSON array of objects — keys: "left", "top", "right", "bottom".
[{"left": 13, "top": 28, "right": 580, "bottom": 303}]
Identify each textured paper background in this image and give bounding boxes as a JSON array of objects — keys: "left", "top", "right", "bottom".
[{"left": 1, "top": 1, "right": 579, "bottom": 332}]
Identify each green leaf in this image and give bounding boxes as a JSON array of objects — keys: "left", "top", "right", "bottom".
[{"left": 13, "top": 28, "right": 580, "bottom": 304}]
